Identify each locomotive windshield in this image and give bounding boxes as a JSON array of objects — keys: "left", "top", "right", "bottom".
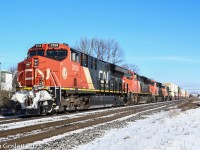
[
  {"left": 46, "top": 49, "right": 67, "bottom": 61},
  {"left": 29, "top": 50, "right": 44, "bottom": 58},
  {"left": 37, "top": 50, "right": 45, "bottom": 56},
  {"left": 46, "top": 50, "right": 57, "bottom": 57},
  {"left": 28, "top": 49, "right": 67, "bottom": 61},
  {"left": 150, "top": 82, "right": 155, "bottom": 85},
  {"left": 57, "top": 50, "right": 67, "bottom": 57}
]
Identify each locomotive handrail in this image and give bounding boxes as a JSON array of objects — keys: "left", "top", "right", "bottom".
[
  {"left": 52, "top": 71, "right": 61, "bottom": 102},
  {"left": 49, "top": 70, "right": 57, "bottom": 98},
  {"left": 52, "top": 71, "right": 61, "bottom": 87}
]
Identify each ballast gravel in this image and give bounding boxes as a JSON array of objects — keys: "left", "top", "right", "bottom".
[{"left": 32, "top": 105, "right": 172, "bottom": 150}]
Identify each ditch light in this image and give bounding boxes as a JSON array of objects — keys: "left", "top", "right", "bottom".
[{"left": 34, "top": 58, "right": 39, "bottom": 66}]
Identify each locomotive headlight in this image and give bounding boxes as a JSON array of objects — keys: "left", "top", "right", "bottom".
[
  {"left": 26, "top": 62, "right": 31, "bottom": 67},
  {"left": 34, "top": 58, "right": 39, "bottom": 66}
]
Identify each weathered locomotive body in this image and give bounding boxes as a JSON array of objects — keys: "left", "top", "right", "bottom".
[{"left": 11, "top": 43, "right": 187, "bottom": 115}]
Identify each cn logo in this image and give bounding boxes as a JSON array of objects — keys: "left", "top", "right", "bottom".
[{"left": 72, "top": 64, "right": 79, "bottom": 72}]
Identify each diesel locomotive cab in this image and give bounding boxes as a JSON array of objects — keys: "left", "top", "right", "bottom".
[
  {"left": 18, "top": 43, "right": 68, "bottom": 87},
  {"left": 12, "top": 43, "right": 70, "bottom": 115},
  {"left": 28, "top": 43, "right": 68, "bottom": 61}
]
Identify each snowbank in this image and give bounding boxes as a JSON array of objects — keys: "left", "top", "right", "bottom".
[
  {"left": 76, "top": 108, "right": 200, "bottom": 150},
  {"left": 11, "top": 90, "right": 52, "bottom": 109}
]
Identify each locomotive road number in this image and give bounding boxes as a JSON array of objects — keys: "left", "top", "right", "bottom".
[{"left": 72, "top": 64, "right": 79, "bottom": 72}]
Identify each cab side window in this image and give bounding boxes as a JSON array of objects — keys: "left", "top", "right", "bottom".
[
  {"left": 81, "top": 53, "right": 88, "bottom": 67},
  {"left": 134, "top": 74, "right": 137, "bottom": 80},
  {"left": 71, "top": 51, "right": 79, "bottom": 62},
  {"left": 90, "top": 57, "right": 97, "bottom": 70}
]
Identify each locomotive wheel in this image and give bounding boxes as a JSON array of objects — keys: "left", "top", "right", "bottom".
[
  {"left": 120, "top": 99, "right": 125, "bottom": 106},
  {"left": 115, "top": 98, "right": 121, "bottom": 107},
  {"left": 136, "top": 96, "right": 140, "bottom": 104},
  {"left": 155, "top": 97, "right": 158, "bottom": 102},
  {"left": 145, "top": 98, "right": 149, "bottom": 104},
  {"left": 12, "top": 101, "right": 22, "bottom": 114}
]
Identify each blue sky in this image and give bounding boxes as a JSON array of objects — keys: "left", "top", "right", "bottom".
[{"left": 0, "top": 0, "right": 200, "bottom": 92}]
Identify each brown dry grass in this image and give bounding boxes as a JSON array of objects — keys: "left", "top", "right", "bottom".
[
  {"left": 177, "top": 101, "right": 199, "bottom": 111},
  {"left": 168, "top": 109, "right": 180, "bottom": 118},
  {"left": 0, "top": 91, "right": 12, "bottom": 113}
]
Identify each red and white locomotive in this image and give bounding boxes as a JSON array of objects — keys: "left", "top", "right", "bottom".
[{"left": 12, "top": 43, "right": 171, "bottom": 115}]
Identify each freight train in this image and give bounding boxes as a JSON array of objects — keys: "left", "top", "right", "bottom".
[{"left": 11, "top": 43, "right": 189, "bottom": 115}]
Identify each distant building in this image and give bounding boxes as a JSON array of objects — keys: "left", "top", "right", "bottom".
[{"left": 0, "top": 71, "right": 12, "bottom": 91}]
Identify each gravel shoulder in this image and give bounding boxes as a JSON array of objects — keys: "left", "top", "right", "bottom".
[
  {"left": 0, "top": 99, "right": 194, "bottom": 150},
  {"left": 30, "top": 100, "right": 188, "bottom": 150}
]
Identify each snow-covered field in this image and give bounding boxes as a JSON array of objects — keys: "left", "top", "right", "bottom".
[{"left": 76, "top": 107, "right": 200, "bottom": 150}]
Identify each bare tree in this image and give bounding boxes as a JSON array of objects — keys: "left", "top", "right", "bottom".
[
  {"left": 74, "top": 37, "right": 140, "bottom": 72},
  {"left": 108, "top": 40, "right": 124, "bottom": 64},
  {"left": 93, "top": 38, "right": 108, "bottom": 61},
  {"left": 74, "top": 37, "right": 124, "bottom": 65},
  {"left": 74, "top": 37, "right": 95, "bottom": 56},
  {"left": 121, "top": 63, "right": 140, "bottom": 73}
]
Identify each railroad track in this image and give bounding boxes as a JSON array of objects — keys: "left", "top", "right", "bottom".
[
  {"left": 0, "top": 104, "right": 145, "bottom": 125},
  {"left": 0, "top": 99, "right": 189, "bottom": 149},
  {"left": 0, "top": 107, "right": 120, "bottom": 125}
]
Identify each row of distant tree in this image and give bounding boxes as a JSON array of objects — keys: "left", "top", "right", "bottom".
[{"left": 8, "top": 37, "right": 140, "bottom": 90}]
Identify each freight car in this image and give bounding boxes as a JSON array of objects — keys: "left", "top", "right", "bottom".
[
  {"left": 164, "top": 83, "right": 189, "bottom": 100},
  {"left": 10, "top": 43, "right": 186, "bottom": 115}
]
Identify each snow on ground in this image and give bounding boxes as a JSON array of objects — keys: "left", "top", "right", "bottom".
[
  {"left": 0, "top": 107, "right": 132, "bottom": 131},
  {"left": 2, "top": 105, "right": 164, "bottom": 150},
  {"left": 0, "top": 112, "right": 102, "bottom": 131},
  {"left": 76, "top": 108, "right": 200, "bottom": 150},
  {"left": 0, "top": 118, "right": 20, "bottom": 123},
  {"left": 28, "top": 105, "right": 167, "bottom": 148},
  {"left": 0, "top": 102, "right": 167, "bottom": 131}
]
